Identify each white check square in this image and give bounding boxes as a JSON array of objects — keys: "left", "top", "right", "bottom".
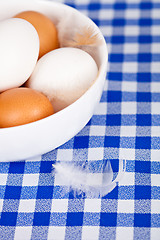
[
  {"left": 120, "top": 126, "right": 136, "bottom": 137},
  {"left": 18, "top": 199, "right": 36, "bottom": 213},
  {"left": 14, "top": 227, "right": 32, "bottom": 240},
  {"left": 116, "top": 227, "right": 133, "bottom": 240},
  {"left": 151, "top": 82, "right": 160, "bottom": 92},
  {"left": 122, "top": 81, "right": 137, "bottom": 92},
  {"left": 0, "top": 199, "right": 3, "bottom": 213},
  {"left": 118, "top": 172, "right": 135, "bottom": 186},
  {"left": 57, "top": 149, "right": 73, "bottom": 162},
  {"left": 51, "top": 199, "right": 68, "bottom": 213},
  {"left": 151, "top": 43, "right": 160, "bottom": 53},
  {"left": 151, "top": 126, "right": 160, "bottom": 137},
  {"left": 124, "top": 43, "right": 139, "bottom": 54},
  {"left": 84, "top": 199, "right": 101, "bottom": 212},
  {"left": 152, "top": 26, "right": 160, "bottom": 35},
  {"left": 151, "top": 228, "right": 160, "bottom": 240},
  {"left": 126, "top": 9, "right": 140, "bottom": 19},
  {"left": 22, "top": 174, "right": 39, "bottom": 186},
  {"left": 99, "top": 9, "right": 114, "bottom": 19},
  {"left": 0, "top": 174, "right": 8, "bottom": 185},
  {"left": 123, "top": 62, "right": 138, "bottom": 73},
  {"left": 152, "top": 103, "right": 160, "bottom": 114},
  {"left": 90, "top": 126, "right": 106, "bottom": 136},
  {"left": 124, "top": 26, "right": 139, "bottom": 35},
  {"left": 119, "top": 148, "right": 135, "bottom": 160},
  {"left": 94, "top": 102, "right": 107, "bottom": 115},
  {"left": 48, "top": 226, "right": 65, "bottom": 240},
  {"left": 151, "top": 174, "right": 160, "bottom": 186},
  {"left": 118, "top": 200, "right": 134, "bottom": 213},
  {"left": 151, "top": 63, "right": 160, "bottom": 73},
  {"left": 88, "top": 147, "right": 104, "bottom": 161},
  {"left": 121, "top": 102, "right": 137, "bottom": 114},
  {"left": 82, "top": 226, "right": 100, "bottom": 240},
  {"left": 151, "top": 200, "right": 160, "bottom": 214},
  {"left": 152, "top": 9, "right": 160, "bottom": 18},
  {"left": 151, "top": 150, "right": 160, "bottom": 162}
]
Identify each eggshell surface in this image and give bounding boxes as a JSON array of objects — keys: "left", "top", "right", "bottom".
[
  {"left": 27, "top": 47, "right": 98, "bottom": 112},
  {"left": 0, "top": 18, "right": 39, "bottom": 92},
  {"left": 0, "top": 88, "right": 54, "bottom": 128},
  {"left": 14, "top": 11, "right": 59, "bottom": 58}
]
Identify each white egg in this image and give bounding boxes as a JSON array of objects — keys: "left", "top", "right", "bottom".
[
  {"left": 28, "top": 47, "right": 98, "bottom": 112},
  {"left": 0, "top": 18, "right": 39, "bottom": 92}
]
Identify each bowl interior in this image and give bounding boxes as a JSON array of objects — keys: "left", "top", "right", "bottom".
[{"left": 0, "top": 0, "right": 108, "bottom": 162}]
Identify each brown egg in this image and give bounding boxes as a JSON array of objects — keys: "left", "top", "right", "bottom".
[
  {"left": 14, "top": 11, "right": 59, "bottom": 58},
  {"left": 0, "top": 87, "right": 54, "bottom": 128}
]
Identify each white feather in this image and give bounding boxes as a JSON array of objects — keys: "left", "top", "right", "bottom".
[
  {"left": 52, "top": 159, "right": 126, "bottom": 198},
  {"left": 57, "top": 11, "right": 103, "bottom": 66}
]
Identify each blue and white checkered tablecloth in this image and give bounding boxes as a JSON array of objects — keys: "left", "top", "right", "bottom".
[{"left": 0, "top": 0, "right": 160, "bottom": 239}]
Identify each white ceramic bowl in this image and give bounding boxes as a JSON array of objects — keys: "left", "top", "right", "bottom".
[{"left": 0, "top": 0, "right": 108, "bottom": 162}]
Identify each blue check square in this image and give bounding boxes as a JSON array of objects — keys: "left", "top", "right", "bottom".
[
  {"left": 0, "top": 212, "right": 17, "bottom": 226},
  {"left": 136, "top": 137, "right": 151, "bottom": 149},
  {"left": 108, "top": 72, "right": 122, "bottom": 81},
  {"left": 74, "top": 136, "right": 89, "bottom": 149},
  {"left": 137, "top": 114, "right": 151, "bottom": 126},
  {"left": 33, "top": 212, "right": 50, "bottom": 226},
  {"left": 40, "top": 161, "right": 54, "bottom": 173},
  {"left": 104, "top": 136, "right": 120, "bottom": 148},
  {"left": 139, "top": 18, "right": 152, "bottom": 26},
  {"left": 4, "top": 186, "right": 21, "bottom": 199},
  {"left": 109, "top": 54, "right": 123, "bottom": 62},
  {"left": 100, "top": 213, "right": 117, "bottom": 226},
  {"left": 114, "top": 3, "right": 126, "bottom": 9},
  {"left": 135, "top": 186, "right": 151, "bottom": 199},
  {"left": 139, "top": 35, "right": 152, "bottom": 43},
  {"left": 137, "top": 73, "right": 151, "bottom": 82},
  {"left": 111, "top": 36, "right": 125, "bottom": 44},
  {"left": 37, "top": 186, "right": 53, "bottom": 199},
  {"left": 137, "top": 92, "right": 151, "bottom": 102},
  {"left": 112, "top": 18, "right": 125, "bottom": 26},
  {"left": 140, "top": 2, "right": 152, "bottom": 9},
  {"left": 88, "top": 2, "right": 101, "bottom": 10},
  {"left": 135, "top": 161, "right": 151, "bottom": 173},
  {"left": 66, "top": 212, "right": 84, "bottom": 226},
  {"left": 9, "top": 162, "right": 25, "bottom": 174},
  {"left": 134, "top": 213, "right": 151, "bottom": 227},
  {"left": 107, "top": 91, "right": 122, "bottom": 102},
  {"left": 106, "top": 115, "right": 121, "bottom": 126},
  {"left": 138, "top": 53, "right": 152, "bottom": 62}
]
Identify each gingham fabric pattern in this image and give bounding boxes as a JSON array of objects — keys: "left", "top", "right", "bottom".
[{"left": 0, "top": 0, "right": 160, "bottom": 239}]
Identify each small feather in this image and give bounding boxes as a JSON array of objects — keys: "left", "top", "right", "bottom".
[
  {"left": 64, "top": 26, "right": 103, "bottom": 48},
  {"left": 57, "top": 12, "right": 103, "bottom": 63},
  {"left": 52, "top": 159, "right": 125, "bottom": 198}
]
